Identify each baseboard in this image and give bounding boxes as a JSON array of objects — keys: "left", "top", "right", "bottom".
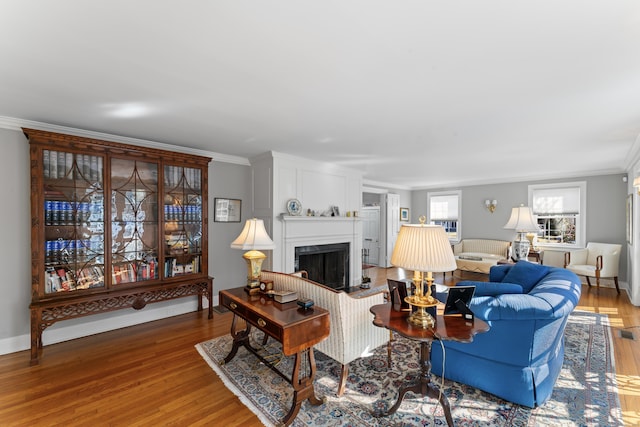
[{"left": 0, "top": 298, "right": 211, "bottom": 356}]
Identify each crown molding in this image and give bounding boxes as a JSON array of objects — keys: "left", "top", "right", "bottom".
[{"left": 0, "top": 116, "right": 250, "bottom": 166}]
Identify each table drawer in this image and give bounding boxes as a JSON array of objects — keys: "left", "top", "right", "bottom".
[
  {"left": 220, "top": 292, "right": 247, "bottom": 318},
  {"left": 244, "top": 309, "right": 283, "bottom": 341}
]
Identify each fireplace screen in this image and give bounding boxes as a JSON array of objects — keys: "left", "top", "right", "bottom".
[{"left": 295, "top": 243, "right": 350, "bottom": 290}]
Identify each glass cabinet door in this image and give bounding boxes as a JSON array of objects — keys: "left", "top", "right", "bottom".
[
  {"left": 163, "top": 165, "right": 203, "bottom": 278},
  {"left": 43, "top": 150, "right": 105, "bottom": 293},
  {"left": 110, "top": 158, "right": 159, "bottom": 285}
]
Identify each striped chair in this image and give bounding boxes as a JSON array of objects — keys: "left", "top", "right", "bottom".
[{"left": 260, "top": 271, "right": 389, "bottom": 396}]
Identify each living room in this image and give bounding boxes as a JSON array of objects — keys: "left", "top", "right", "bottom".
[{"left": 1, "top": 1, "right": 640, "bottom": 426}]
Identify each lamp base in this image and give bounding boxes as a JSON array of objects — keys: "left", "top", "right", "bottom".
[
  {"left": 406, "top": 307, "right": 436, "bottom": 328},
  {"left": 242, "top": 250, "right": 267, "bottom": 289},
  {"left": 513, "top": 233, "right": 531, "bottom": 261},
  {"left": 405, "top": 295, "right": 438, "bottom": 328}
]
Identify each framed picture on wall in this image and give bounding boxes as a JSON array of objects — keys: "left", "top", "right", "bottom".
[
  {"left": 214, "top": 198, "right": 241, "bottom": 222},
  {"left": 400, "top": 207, "right": 409, "bottom": 222}
]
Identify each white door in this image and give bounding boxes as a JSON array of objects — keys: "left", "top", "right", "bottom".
[
  {"left": 361, "top": 207, "right": 380, "bottom": 266},
  {"left": 384, "top": 193, "right": 400, "bottom": 267}
]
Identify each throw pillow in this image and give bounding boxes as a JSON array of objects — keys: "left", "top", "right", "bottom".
[
  {"left": 501, "top": 260, "right": 550, "bottom": 293},
  {"left": 457, "top": 281, "right": 523, "bottom": 297}
]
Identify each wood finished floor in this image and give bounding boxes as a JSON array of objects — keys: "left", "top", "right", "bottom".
[{"left": 0, "top": 267, "right": 638, "bottom": 426}]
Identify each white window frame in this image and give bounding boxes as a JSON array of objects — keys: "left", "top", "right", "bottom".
[
  {"left": 427, "top": 190, "right": 461, "bottom": 243},
  {"left": 528, "top": 181, "right": 586, "bottom": 249}
]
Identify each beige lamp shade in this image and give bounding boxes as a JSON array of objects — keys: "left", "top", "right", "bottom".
[
  {"left": 231, "top": 218, "right": 276, "bottom": 250},
  {"left": 391, "top": 224, "right": 457, "bottom": 273},
  {"left": 503, "top": 206, "right": 539, "bottom": 232}
]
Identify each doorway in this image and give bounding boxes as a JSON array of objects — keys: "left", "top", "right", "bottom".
[{"left": 361, "top": 206, "right": 380, "bottom": 267}]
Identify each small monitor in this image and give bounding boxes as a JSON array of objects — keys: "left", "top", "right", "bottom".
[{"left": 444, "top": 286, "right": 476, "bottom": 315}]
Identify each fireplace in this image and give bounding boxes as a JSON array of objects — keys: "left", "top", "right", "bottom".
[
  {"left": 295, "top": 243, "right": 350, "bottom": 290},
  {"left": 278, "top": 216, "right": 362, "bottom": 290}
]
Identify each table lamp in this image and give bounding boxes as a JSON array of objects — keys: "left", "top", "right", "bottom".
[
  {"left": 390, "top": 216, "right": 457, "bottom": 328},
  {"left": 503, "top": 205, "right": 539, "bottom": 260},
  {"left": 231, "top": 218, "right": 276, "bottom": 294}
]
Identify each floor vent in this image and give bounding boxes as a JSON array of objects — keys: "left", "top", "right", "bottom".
[{"left": 620, "top": 330, "right": 635, "bottom": 340}]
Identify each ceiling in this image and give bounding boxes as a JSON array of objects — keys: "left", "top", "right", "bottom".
[{"left": 2, "top": 1, "right": 640, "bottom": 189}]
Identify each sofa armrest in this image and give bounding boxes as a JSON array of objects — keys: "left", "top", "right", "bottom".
[
  {"left": 337, "top": 291, "right": 388, "bottom": 362},
  {"left": 452, "top": 241, "right": 463, "bottom": 255}
]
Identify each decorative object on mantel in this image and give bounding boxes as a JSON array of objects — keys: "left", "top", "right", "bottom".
[
  {"left": 196, "top": 310, "right": 622, "bottom": 427},
  {"left": 286, "top": 199, "right": 302, "bottom": 216},
  {"left": 230, "top": 218, "right": 276, "bottom": 294},
  {"left": 484, "top": 199, "right": 497, "bottom": 213},
  {"left": 503, "top": 205, "right": 539, "bottom": 260}
]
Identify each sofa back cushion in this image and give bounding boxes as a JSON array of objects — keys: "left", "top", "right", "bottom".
[
  {"left": 457, "top": 280, "right": 523, "bottom": 297},
  {"left": 500, "top": 261, "right": 550, "bottom": 293},
  {"left": 454, "top": 239, "right": 511, "bottom": 257}
]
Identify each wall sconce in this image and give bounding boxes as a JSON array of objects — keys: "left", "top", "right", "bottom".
[
  {"left": 484, "top": 199, "right": 497, "bottom": 213},
  {"left": 634, "top": 176, "right": 640, "bottom": 195}
]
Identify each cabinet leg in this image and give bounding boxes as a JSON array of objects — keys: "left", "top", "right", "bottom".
[{"left": 30, "top": 309, "right": 42, "bottom": 366}]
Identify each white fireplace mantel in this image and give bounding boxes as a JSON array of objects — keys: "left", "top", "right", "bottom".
[{"left": 280, "top": 215, "right": 363, "bottom": 287}]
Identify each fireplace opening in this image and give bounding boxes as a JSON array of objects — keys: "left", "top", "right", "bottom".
[{"left": 295, "top": 243, "right": 350, "bottom": 290}]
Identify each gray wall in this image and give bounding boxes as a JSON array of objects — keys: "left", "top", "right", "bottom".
[
  {"left": 209, "top": 161, "right": 252, "bottom": 292},
  {"left": 0, "top": 128, "right": 31, "bottom": 342},
  {"left": 412, "top": 174, "right": 628, "bottom": 280}
]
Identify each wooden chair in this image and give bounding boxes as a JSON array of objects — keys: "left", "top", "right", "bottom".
[{"left": 564, "top": 242, "right": 621, "bottom": 293}]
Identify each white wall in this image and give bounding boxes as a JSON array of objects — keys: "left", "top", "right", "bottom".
[{"left": 251, "top": 151, "right": 364, "bottom": 286}]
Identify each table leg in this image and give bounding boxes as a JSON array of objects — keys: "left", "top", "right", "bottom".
[
  {"left": 375, "top": 341, "right": 454, "bottom": 427},
  {"left": 281, "top": 348, "right": 324, "bottom": 426},
  {"left": 223, "top": 314, "right": 252, "bottom": 364}
]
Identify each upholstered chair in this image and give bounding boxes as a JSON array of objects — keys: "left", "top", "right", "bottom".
[
  {"left": 564, "top": 242, "right": 621, "bottom": 293},
  {"left": 260, "top": 270, "right": 389, "bottom": 396}
]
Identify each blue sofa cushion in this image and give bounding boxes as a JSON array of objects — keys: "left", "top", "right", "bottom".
[
  {"left": 501, "top": 260, "right": 550, "bottom": 293},
  {"left": 457, "top": 280, "right": 523, "bottom": 297}
]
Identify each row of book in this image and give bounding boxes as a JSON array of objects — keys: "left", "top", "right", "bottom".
[
  {"left": 112, "top": 260, "right": 159, "bottom": 284},
  {"left": 165, "top": 256, "right": 201, "bottom": 277},
  {"left": 164, "top": 204, "right": 202, "bottom": 222},
  {"left": 45, "top": 200, "right": 104, "bottom": 225},
  {"left": 45, "top": 239, "right": 104, "bottom": 264},
  {"left": 43, "top": 150, "right": 103, "bottom": 181},
  {"left": 44, "top": 256, "right": 201, "bottom": 292},
  {"left": 45, "top": 266, "right": 105, "bottom": 293}
]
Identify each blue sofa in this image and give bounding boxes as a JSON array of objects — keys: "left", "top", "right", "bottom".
[{"left": 431, "top": 261, "right": 582, "bottom": 408}]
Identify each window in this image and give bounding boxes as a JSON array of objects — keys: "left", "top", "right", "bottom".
[
  {"left": 427, "top": 190, "right": 461, "bottom": 242},
  {"left": 528, "top": 182, "right": 586, "bottom": 248}
]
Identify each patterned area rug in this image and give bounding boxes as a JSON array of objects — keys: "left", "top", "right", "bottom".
[{"left": 196, "top": 311, "right": 623, "bottom": 426}]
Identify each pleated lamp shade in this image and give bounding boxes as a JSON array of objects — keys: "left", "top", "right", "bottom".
[{"left": 391, "top": 224, "right": 457, "bottom": 273}]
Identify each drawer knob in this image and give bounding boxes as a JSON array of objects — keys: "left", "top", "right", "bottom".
[
  {"left": 257, "top": 318, "right": 266, "bottom": 328},
  {"left": 229, "top": 302, "right": 237, "bottom": 310}
]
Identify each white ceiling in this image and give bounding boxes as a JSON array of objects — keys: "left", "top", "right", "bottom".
[{"left": 2, "top": 1, "right": 640, "bottom": 189}]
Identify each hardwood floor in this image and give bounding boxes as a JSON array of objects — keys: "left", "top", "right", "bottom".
[{"left": 0, "top": 267, "right": 638, "bottom": 426}]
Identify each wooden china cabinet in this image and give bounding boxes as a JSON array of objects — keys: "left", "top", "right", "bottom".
[{"left": 25, "top": 128, "right": 213, "bottom": 365}]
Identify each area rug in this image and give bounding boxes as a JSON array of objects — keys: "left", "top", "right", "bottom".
[{"left": 196, "top": 311, "right": 623, "bottom": 426}]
